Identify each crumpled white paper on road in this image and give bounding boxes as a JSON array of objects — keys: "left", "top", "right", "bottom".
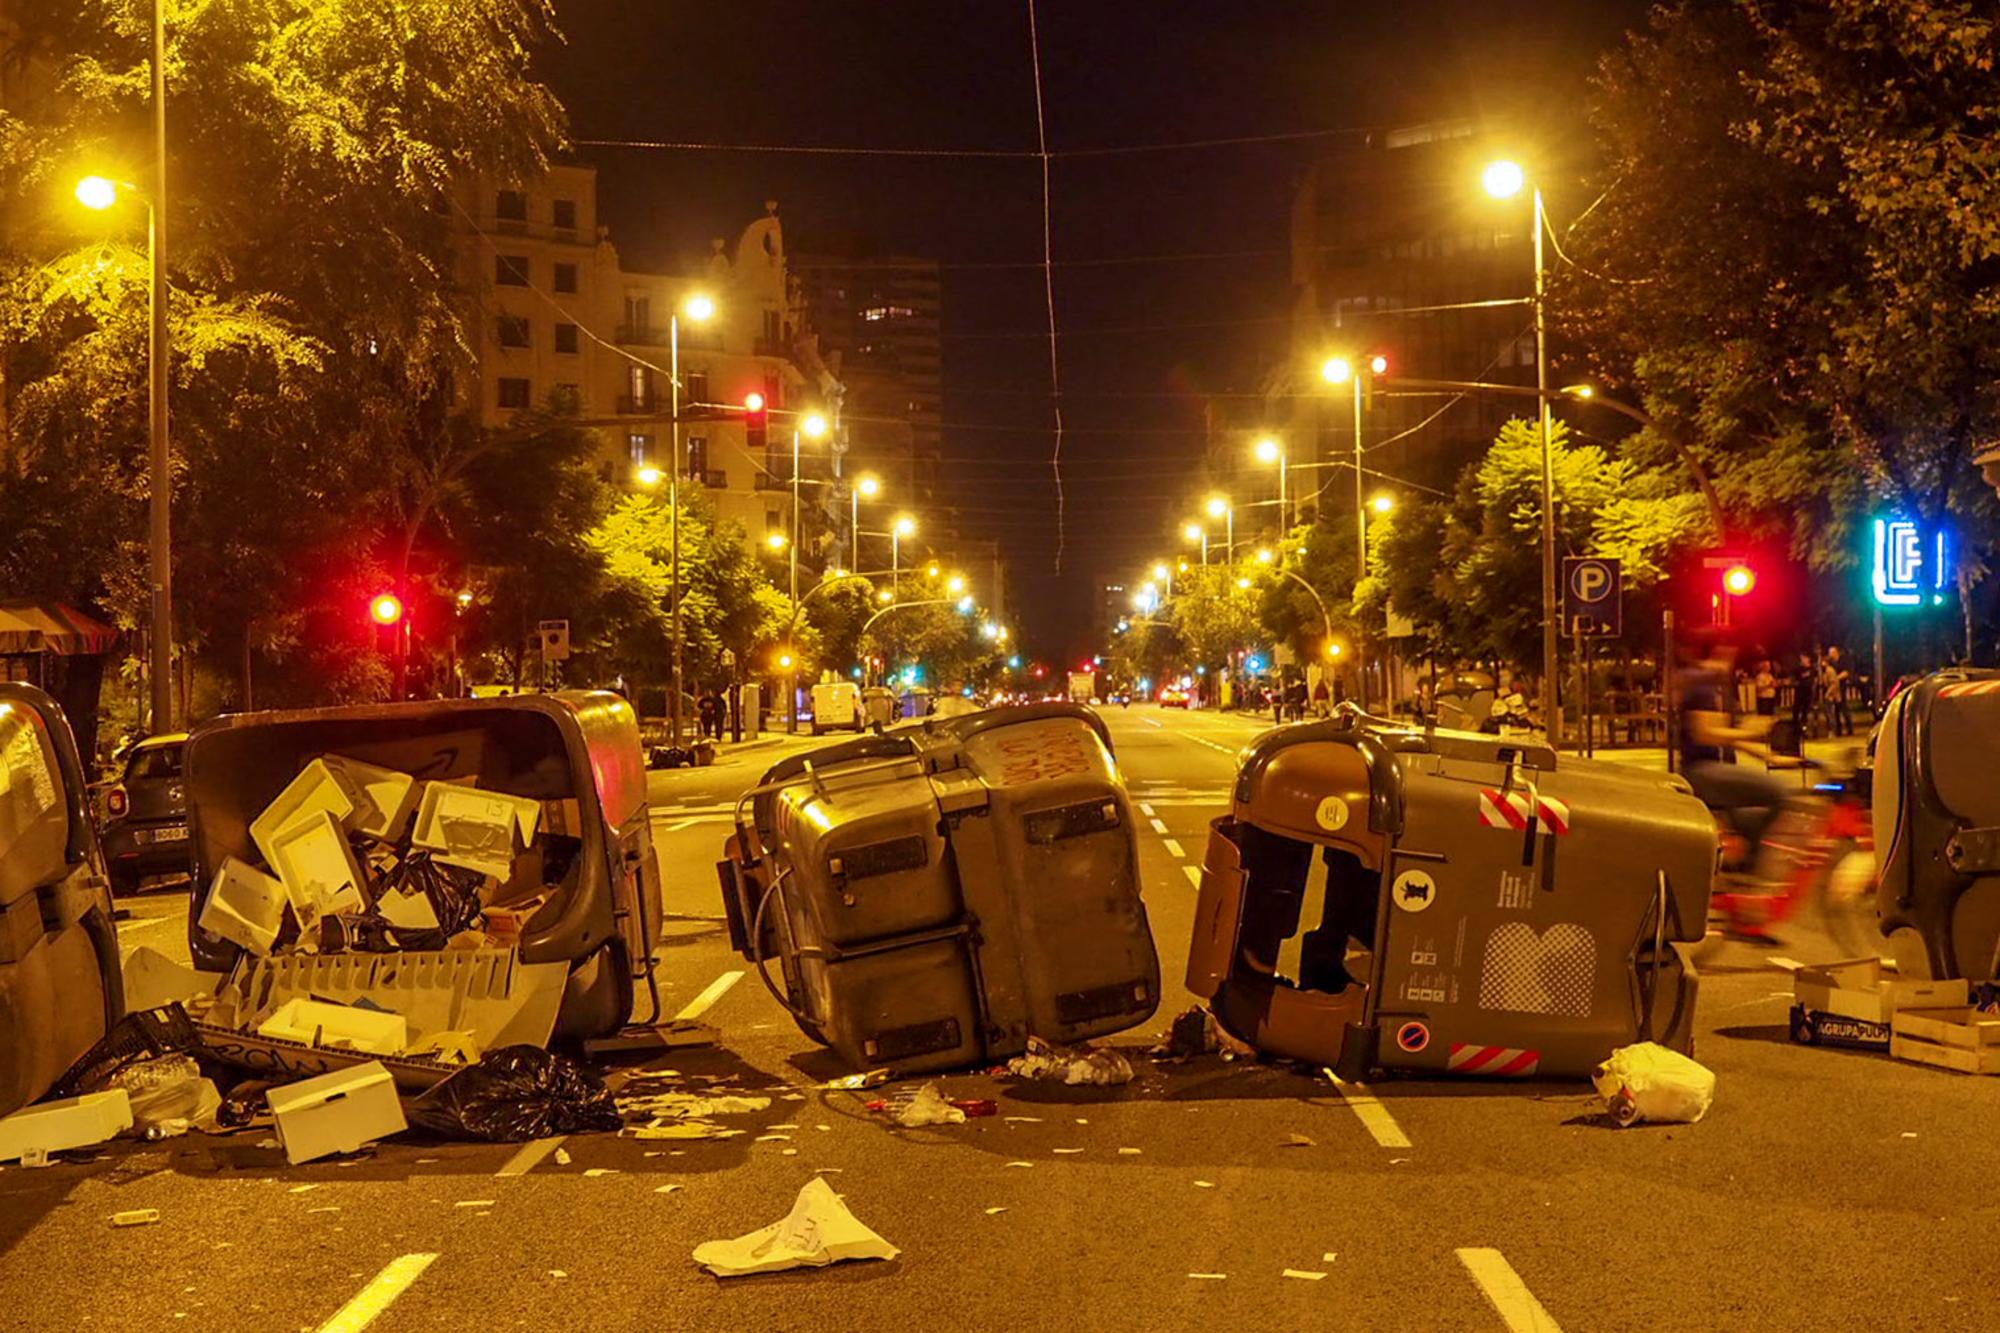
[
  {"left": 692, "top": 1178, "right": 900, "bottom": 1278},
  {"left": 1592, "top": 1042, "right": 1715, "bottom": 1125}
]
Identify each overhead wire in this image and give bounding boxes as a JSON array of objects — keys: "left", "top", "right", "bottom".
[{"left": 1025, "top": 0, "right": 1065, "bottom": 571}]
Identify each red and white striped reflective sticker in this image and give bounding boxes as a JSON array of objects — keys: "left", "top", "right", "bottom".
[
  {"left": 1447, "top": 1042, "right": 1542, "bottom": 1076},
  {"left": 1939, "top": 680, "right": 2000, "bottom": 698},
  {"left": 1478, "top": 788, "right": 1571, "bottom": 835}
]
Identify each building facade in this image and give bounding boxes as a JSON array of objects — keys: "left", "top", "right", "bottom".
[{"left": 457, "top": 170, "right": 842, "bottom": 552}]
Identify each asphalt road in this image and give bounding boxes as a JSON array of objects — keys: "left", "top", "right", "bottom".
[{"left": 5, "top": 706, "right": 1996, "bottom": 1331}]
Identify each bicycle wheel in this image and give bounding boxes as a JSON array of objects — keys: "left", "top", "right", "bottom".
[{"left": 1814, "top": 840, "right": 1880, "bottom": 960}]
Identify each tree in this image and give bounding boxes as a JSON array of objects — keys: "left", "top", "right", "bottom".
[
  {"left": 1169, "top": 564, "right": 1264, "bottom": 675},
  {"left": 0, "top": 0, "right": 568, "bottom": 706},
  {"left": 1561, "top": 0, "right": 2000, "bottom": 588}
]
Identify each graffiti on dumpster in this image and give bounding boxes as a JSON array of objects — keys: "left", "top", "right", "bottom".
[
  {"left": 989, "top": 725, "right": 1098, "bottom": 787},
  {"left": 1475, "top": 922, "right": 1594, "bottom": 1017}
]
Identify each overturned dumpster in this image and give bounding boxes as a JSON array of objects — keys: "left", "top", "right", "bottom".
[
  {"left": 719, "top": 702, "right": 1160, "bottom": 1074},
  {"left": 182, "top": 693, "right": 664, "bottom": 1080},
  {"left": 1187, "top": 708, "right": 1715, "bottom": 1079}
]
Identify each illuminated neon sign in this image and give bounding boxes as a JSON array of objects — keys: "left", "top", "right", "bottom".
[{"left": 1871, "top": 517, "right": 1950, "bottom": 607}]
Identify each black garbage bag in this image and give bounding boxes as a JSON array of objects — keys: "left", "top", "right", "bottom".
[{"left": 407, "top": 1046, "right": 622, "bottom": 1142}]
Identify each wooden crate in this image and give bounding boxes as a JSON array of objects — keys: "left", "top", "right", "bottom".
[{"left": 1889, "top": 1006, "right": 2000, "bottom": 1075}]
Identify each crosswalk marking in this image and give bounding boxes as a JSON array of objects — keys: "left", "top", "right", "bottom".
[{"left": 316, "top": 1253, "right": 440, "bottom": 1332}]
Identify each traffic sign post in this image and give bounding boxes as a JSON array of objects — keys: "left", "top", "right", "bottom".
[{"left": 1561, "top": 557, "right": 1622, "bottom": 637}]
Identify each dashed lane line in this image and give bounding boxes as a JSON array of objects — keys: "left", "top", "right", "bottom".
[
  {"left": 1138, "top": 802, "right": 1157, "bottom": 817},
  {"left": 1322, "top": 1068, "right": 1413, "bottom": 1149},
  {"left": 1456, "top": 1249, "right": 1564, "bottom": 1332},
  {"left": 675, "top": 969, "right": 745, "bottom": 1021},
  {"left": 1149, "top": 817, "right": 1170, "bottom": 834},
  {"left": 496, "top": 1136, "right": 567, "bottom": 1178},
  {"left": 1182, "top": 865, "right": 1202, "bottom": 889},
  {"left": 316, "top": 1252, "right": 440, "bottom": 1332},
  {"left": 1162, "top": 838, "right": 1186, "bottom": 859}
]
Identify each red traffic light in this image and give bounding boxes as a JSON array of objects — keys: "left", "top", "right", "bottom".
[
  {"left": 1722, "top": 564, "right": 1756, "bottom": 596},
  {"left": 743, "top": 392, "right": 766, "bottom": 414},
  {"left": 369, "top": 593, "right": 404, "bottom": 625},
  {"left": 1368, "top": 354, "right": 1389, "bottom": 375}
]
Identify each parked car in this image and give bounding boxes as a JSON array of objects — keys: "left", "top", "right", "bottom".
[{"left": 100, "top": 732, "right": 192, "bottom": 895}]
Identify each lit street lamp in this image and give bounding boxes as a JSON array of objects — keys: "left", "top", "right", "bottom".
[
  {"left": 850, "top": 472, "right": 881, "bottom": 568},
  {"left": 1320, "top": 353, "right": 1384, "bottom": 710},
  {"left": 666, "top": 291, "right": 716, "bottom": 747},
  {"left": 1152, "top": 560, "right": 1173, "bottom": 598},
  {"left": 787, "top": 410, "right": 831, "bottom": 733},
  {"left": 1205, "top": 495, "right": 1235, "bottom": 562},
  {"left": 892, "top": 514, "right": 917, "bottom": 584},
  {"left": 1254, "top": 436, "right": 1287, "bottom": 530},
  {"left": 1184, "top": 522, "right": 1208, "bottom": 565},
  {"left": 1484, "top": 157, "right": 1560, "bottom": 745},
  {"left": 78, "top": 166, "right": 173, "bottom": 730}
]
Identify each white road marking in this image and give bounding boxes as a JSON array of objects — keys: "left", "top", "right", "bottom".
[
  {"left": 1322, "top": 1068, "right": 1412, "bottom": 1149},
  {"left": 496, "top": 1136, "right": 568, "bottom": 1178},
  {"left": 1182, "top": 865, "right": 1203, "bottom": 889},
  {"left": 114, "top": 914, "right": 173, "bottom": 931},
  {"left": 316, "top": 1252, "right": 440, "bottom": 1332},
  {"left": 1456, "top": 1248, "right": 1564, "bottom": 1332},
  {"left": 661, "top": 818, "right": 697, "bottom": 833},
  {"left": 676, "top": 969, "right": 745, "bottom": 1020},
  {"left": 1149, "top": 817, "right": 1169, "bottom": 834},
  {"left": 1138, "top": 802, "right": 1156, "bottom": 817},
  {"left": 1163, "top": 838, "right": 1186, "bottom": 859}
]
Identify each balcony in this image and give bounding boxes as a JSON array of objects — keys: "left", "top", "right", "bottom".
[
  {"left": 616, "top": 394, "right": 659, "bottom": 415},
  {"left": 697, "top": 469, "right": 728, "bottom": 489},
  {"left": 753, "top": 335, "right": 788, "bottom": 358},
  {"left": 616, "top": 324, "right": 667, "bottom": 346}
]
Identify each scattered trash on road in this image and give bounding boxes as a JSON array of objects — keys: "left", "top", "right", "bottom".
[
  {"left": 0, "top": 1090, "right": 133, "bottom": 1163},
  {"left": 554, "top": 1147, "right": 572, "bottom": 1165},
  {"left": 693, "top": 1178, "right": 900, "bottom": 1278},
  {"left": 824, "top": 1069, "right": 893, "bottom": 1091},
  {"left": 891, "top": 1083, "right": 966, "bottom": 1127},
  {"left": 985, "top": 1206, "right": 1007, "bottom": 1215},
  {"left": 110, "top": 1209, "right": 161, "bottom": 1228},
  {"left": 268, "top": 1061, "right": 406, "bottom": 1164},
  {"left": 1283, "top": 1269, "right": 1327, "bottom": 1281},
  {"left": 1592, "top": 1042, "right": 1716, "bottom": 1126},
  {"left": 1188, "top": 1273, "right": 1227, "bottom": 1280},
  {"left": 1282, "top": 1132, "right": 1316, "bottom": 1148},
  {"left": 1005, "top": 1036, "right": 1134, "bottom": 1086}
]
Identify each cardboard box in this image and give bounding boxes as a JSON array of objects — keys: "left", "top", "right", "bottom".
[
  {"left": 258, "top": 997, "right": 408, "bottom": 1056},
  {"left": 1792, "top": 958, "right": 1967, "bottom": 1024},
  {"left": 250, "top": 760, "right": 357, "bottom": 871},
  {"left": 1788, "top": 1003, "right": 1890, "bottom": 1051},
  {"left": 198, "top": 856, "right": 289, "bottom": 956},
  {"left": 321, "top": 755, "right": 419, "bottom": 842},
  {"left": 412, "top": 783, "right": 541, "bottom": 878},
  {"left": 0, "top": 1090, "right": 133, "bottom": 1162},
  {"left": 265, "top": 811, "right": 366, "bottom": 919},
  {"left": 267, "top": 1061, "right": 407, "bottom": 1164}
]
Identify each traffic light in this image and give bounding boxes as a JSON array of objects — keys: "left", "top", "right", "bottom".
[
  {"left": 369, "top": 593, "right": 404, "bottom": 626},
  {"left": 1723, "top": 563, "right": 1756, "bottom": 597},
  {"left": 1363, "top": 353, "right": 1390, "bottom": 410},
  {"left": 743, "top": 392, "right": 767, "bottom": 453}
]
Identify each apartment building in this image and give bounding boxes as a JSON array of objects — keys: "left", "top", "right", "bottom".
[{"left": 458, "top": 170, "right": 842, "bottom": 550}]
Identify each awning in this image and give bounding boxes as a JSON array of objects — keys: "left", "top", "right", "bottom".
[{"left": 0, "top": 601, "right": 119, "bottom": 655}]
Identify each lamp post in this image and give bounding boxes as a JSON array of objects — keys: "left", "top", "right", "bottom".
[
  {"left": 1484, "top": 158, "right": 1560, "bottom": 746},
  {"left": 785, "top": 411, "right": 830, "bottom": 733},
  {"left": 891, "top": 514, "right": 916, "bottom": 584},
  {"left": 1205, "top": 495, "right": 1234, "bottom": 562},
  {"left": 1152, "top": 561, "right": 1173, "bottom": 598},
  {"left": 850, "top": 473, "right": 881, "bottom": 570},
  {"left": 1255, "top": 437, "right": 1286, "bottom": 531},
  {"left": 667, "top": 292, "right": 716, "bottom": 748},
  {"left": 1320, "top": 354, "right": 1377, "bottom": 709},
  {"left": 79, "top": 163, "right": 171, "bottom": 729},
  {"left": 1184, "top": 522, "right": 1209, "bottom": 565}
]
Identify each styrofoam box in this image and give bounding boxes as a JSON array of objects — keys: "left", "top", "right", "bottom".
[
  {"left": 198, "top": 856, "right": 288, "bottom": 955},
  {"left": 267, "top": 1061, "right": 406, "bottom": 1165},
  {"left": 0, "top": 1090, "right": 133, "bottom": 1162},
  {"left": 258, "top": 997, "right": 408, "bottom": 1056},
  {"left": 249, "top": 759, "right": 357, "bottom": 871},
  {"left": 321, "top": 755, "right": 419, "bottom": 842},
  {"left": 266, "top": 811, "right": 366, "bottom": 918}
]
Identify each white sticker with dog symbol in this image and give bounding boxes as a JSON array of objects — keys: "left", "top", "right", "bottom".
[{"left": 1392, "top": 869, "right": 1437, "bottom": 914}]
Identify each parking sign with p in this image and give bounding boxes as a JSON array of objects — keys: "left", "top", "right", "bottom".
[{"left": 1561, "top": 557, "right": 1621, "bottom": 636}]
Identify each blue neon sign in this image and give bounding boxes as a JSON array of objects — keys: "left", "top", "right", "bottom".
[{"left": 1871, "top": 517, "right": 1950, "bottom": 607}]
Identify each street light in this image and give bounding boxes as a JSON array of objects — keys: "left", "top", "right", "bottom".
[
  {"left": 1205, "top": 495, "right": 1234, "bottom": 561},
  {"left": 892, "top": 514, "right": 916, "bottom": 583},
  {"left": 1183, "top": 522, "right": 1208, "bottom": 564},
  {"left": 850, "top": 472, "right": 881, "bottom": 569},
  {"left": 665, "top": 290, "right": 716, "bottom": 748},
  {"left": 787, "top": 408, "right": 833, "bottom": 733},
  {"left": 766, "top": 531, "right": 789, "bottom": 552},
  {"left": 1151, "top": 560, "right": 1173, "bottom": 598},
  {"left": 1483, "top": 157, "right": 1560, "bottom": 745},
  {"left": 946, "top": 574, "right": 966, "bottom": 594},
  {"left": 1320, "top": 350, "right": 1384, "bottom": 710},
  {"left": 77, "top": 169, "right": 172, "bottom": 729},
  {"left": 634, "top": 464, "right": 663, "bottom": 488},
  {"left": 1370, "top": 493, "right": 1395, "bottom": 515},
  {"left": 1254, "top": 436, "right": 1287, "bottom": 530}
]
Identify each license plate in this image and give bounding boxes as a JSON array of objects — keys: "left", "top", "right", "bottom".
[{"left": 141, "top": 825, "right": 188, "bottom": 844}]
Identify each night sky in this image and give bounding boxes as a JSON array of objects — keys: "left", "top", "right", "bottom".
[{"left": 545, "top": 1, "right": 1652, "bottom": 662}]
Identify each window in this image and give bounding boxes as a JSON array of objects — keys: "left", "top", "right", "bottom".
[
  {"left": 496, "top": 255, "right": 529, "bottom": 286},
  {"left": 497, "top": 314, "right": 530, "bottom": 348},
  {"left": 551, "top": 383, "right": 581, "bottom": 412},
  {"left": 552, "top": 199, "right": 577, "bottom": 231},
  {"left": 629, "top": 365, "right": 650, "bottom": 400},
  {"left": 554, "top": 322, "right": 579, "bottom": 355},
  {"left": 553, "top": 262, "right": 578, "bottom": 294},
  {"left": 686, "top": 436, "right": 708, "bottom": 478},
  {"left": 623, "top": 295, "right": 651, "bottom": 335},
  {"left": 628, "top": 432, "right": 653, "bottom": 463},
  {"left": 762, "top": 310, "right": 782, "bottom": 343},
  {"left": 495, "top": 190, "right": 527, "bottom": 222},
  {"left": 763, "top": 373, "right": 781, "bottom": 408},
  {"left": 686, "top": 371, "right": 709, "bottom": 404},
  {"left": 498, "top": 377, "right": 531, "bottom": 409}
]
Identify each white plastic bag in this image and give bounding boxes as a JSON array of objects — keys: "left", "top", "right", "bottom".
[{"left": 1591, "top": 1042, "right": 1715, "bottom": 1126}]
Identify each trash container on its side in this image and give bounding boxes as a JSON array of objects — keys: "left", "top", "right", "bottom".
[
  {"left": 719, "top": 702, "right": 1160, "bottom": 1073},
  {"left": 1187, "top": 709, "right": 1715, "bottom": 1079}
]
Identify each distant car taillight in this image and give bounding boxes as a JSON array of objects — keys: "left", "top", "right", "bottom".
[{"left": 106, "top": 786, "right": 128, "bottom": 818}]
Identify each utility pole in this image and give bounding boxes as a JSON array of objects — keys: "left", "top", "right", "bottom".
[{"left": 147, "top": 0, "right": 174, "bottom": 732}]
